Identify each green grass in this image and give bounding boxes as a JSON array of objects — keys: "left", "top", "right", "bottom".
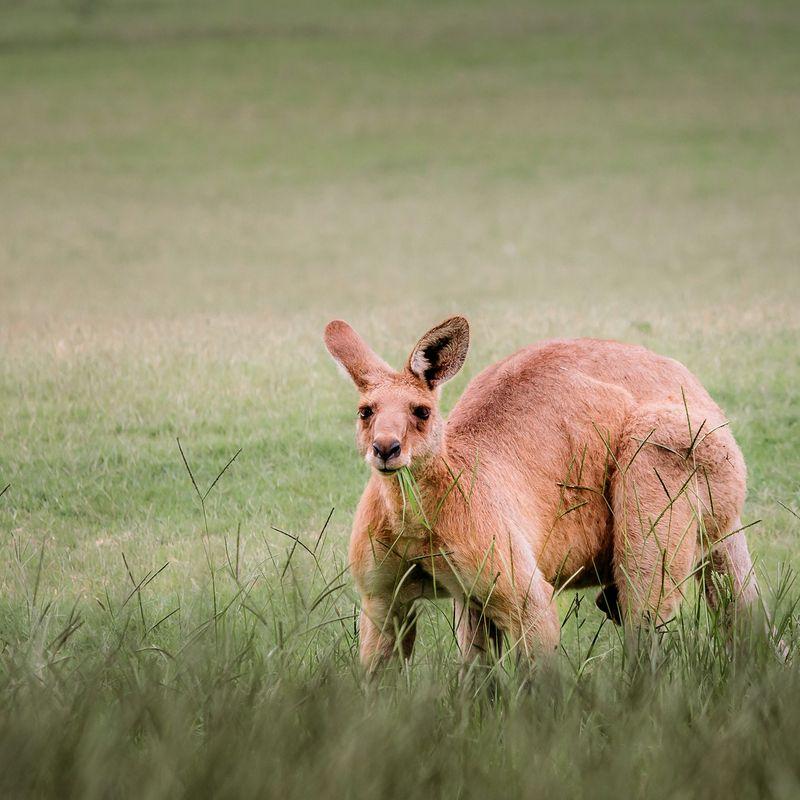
[{"left": 1, "top": 0, "right": 799, "bottom": 796}]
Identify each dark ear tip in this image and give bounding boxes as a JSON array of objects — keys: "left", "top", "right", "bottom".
[
  {"left": 446, "top": 315, "right": 470, "bottom": 344},
  {"left": 442, "top": 315, "right": 469, "bottom": 334}
]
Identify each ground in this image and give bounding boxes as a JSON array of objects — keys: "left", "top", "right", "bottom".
[{"left": 0, "top": 1, "right": 799, "bottom": 798}]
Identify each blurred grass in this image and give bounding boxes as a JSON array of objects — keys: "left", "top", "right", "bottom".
[
  {"left": 2, "top": 0, "right": 799, "bottom": 323},
  {"left": 1, "top": 0, "right": 799, "bottom": 797}
]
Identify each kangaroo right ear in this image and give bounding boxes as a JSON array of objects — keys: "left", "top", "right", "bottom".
[
  {"left": 324, "top": 320, "right": 390, "bottom": 391},
  {"left": 407, "top": 316, "right": 470, "bottom": 389}
]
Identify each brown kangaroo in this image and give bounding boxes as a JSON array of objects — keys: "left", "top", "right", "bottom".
[{"left": 324, "top": 316, "right": 759, "bottom": 674}]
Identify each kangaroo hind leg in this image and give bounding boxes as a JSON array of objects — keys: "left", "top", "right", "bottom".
[{"left": 610, "top": 406, "right": 703, "bottom": 626}]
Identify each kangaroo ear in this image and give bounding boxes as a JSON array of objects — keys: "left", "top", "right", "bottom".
[
  {"left": 407, "top": 316, "right": 470, "bottom": 389},
  {"left": 324, "top": 320, "right": 390, "bottom": 391}
]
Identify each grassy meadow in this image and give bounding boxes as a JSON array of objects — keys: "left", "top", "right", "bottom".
[{"left": 1, "top": 0, "right": 799, "bottom": 796}]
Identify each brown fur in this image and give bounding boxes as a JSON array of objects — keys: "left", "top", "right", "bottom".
[{"left": 324, "top": 317, "right": 758, "bottom": 674}]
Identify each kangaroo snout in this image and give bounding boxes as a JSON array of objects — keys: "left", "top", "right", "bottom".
[{"left": 372, "top": 438, "right": 402, "bottom": 469}]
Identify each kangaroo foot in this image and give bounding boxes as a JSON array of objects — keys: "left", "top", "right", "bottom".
[{"left": 595, "top": 584, "right": 622, "bottom": 625}]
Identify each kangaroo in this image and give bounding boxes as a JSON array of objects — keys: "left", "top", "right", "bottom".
[{"left": 324, "top": 316, "right": 759, "bottom": 674}]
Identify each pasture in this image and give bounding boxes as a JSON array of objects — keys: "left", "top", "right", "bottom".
[{"left": 1, "top": 1, "right": 799, "bottom": 797}]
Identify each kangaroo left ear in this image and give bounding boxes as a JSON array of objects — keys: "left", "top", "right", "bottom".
[
  {"left": 407, "top": 316, "right": 470, "bottom": 389},
  {"left": 324, "top": 320, "right": 391, "bottom": 391}
]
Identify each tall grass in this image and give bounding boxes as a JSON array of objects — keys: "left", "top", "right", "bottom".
[{"left": 0, "top": 448, "right": 797, "bottom": 800}]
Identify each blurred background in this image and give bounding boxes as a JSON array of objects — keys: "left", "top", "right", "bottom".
[{"left": 3, "top": 0, "right": 799, "bottom": 327}]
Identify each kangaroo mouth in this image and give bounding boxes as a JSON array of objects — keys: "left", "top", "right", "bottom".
[
  {"left": 367, "top": 452, "right": 407, "bottom": 474},
  {"left": 377, "top": 466, "right": 400, "bottom": 475}
]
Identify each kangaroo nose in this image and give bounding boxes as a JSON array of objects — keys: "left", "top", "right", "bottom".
[{"left": 372, "top": 440, "right": 401, "bottom": 462}]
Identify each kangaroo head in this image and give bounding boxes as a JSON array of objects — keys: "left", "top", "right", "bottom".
[{"left": 324, "top": 316, "right": 470, "bottom": 475}]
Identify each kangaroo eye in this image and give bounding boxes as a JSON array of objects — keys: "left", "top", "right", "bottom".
[
  {"left": 412, "top": 406, "right": 430, "bottom": 421},
  {"left": 358, "top": 406, "right": 374, "bottom": 420}
]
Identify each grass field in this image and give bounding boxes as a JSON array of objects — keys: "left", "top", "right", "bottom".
[{"left": 1, "top": 1, "right": 799, "bottom": 797}]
